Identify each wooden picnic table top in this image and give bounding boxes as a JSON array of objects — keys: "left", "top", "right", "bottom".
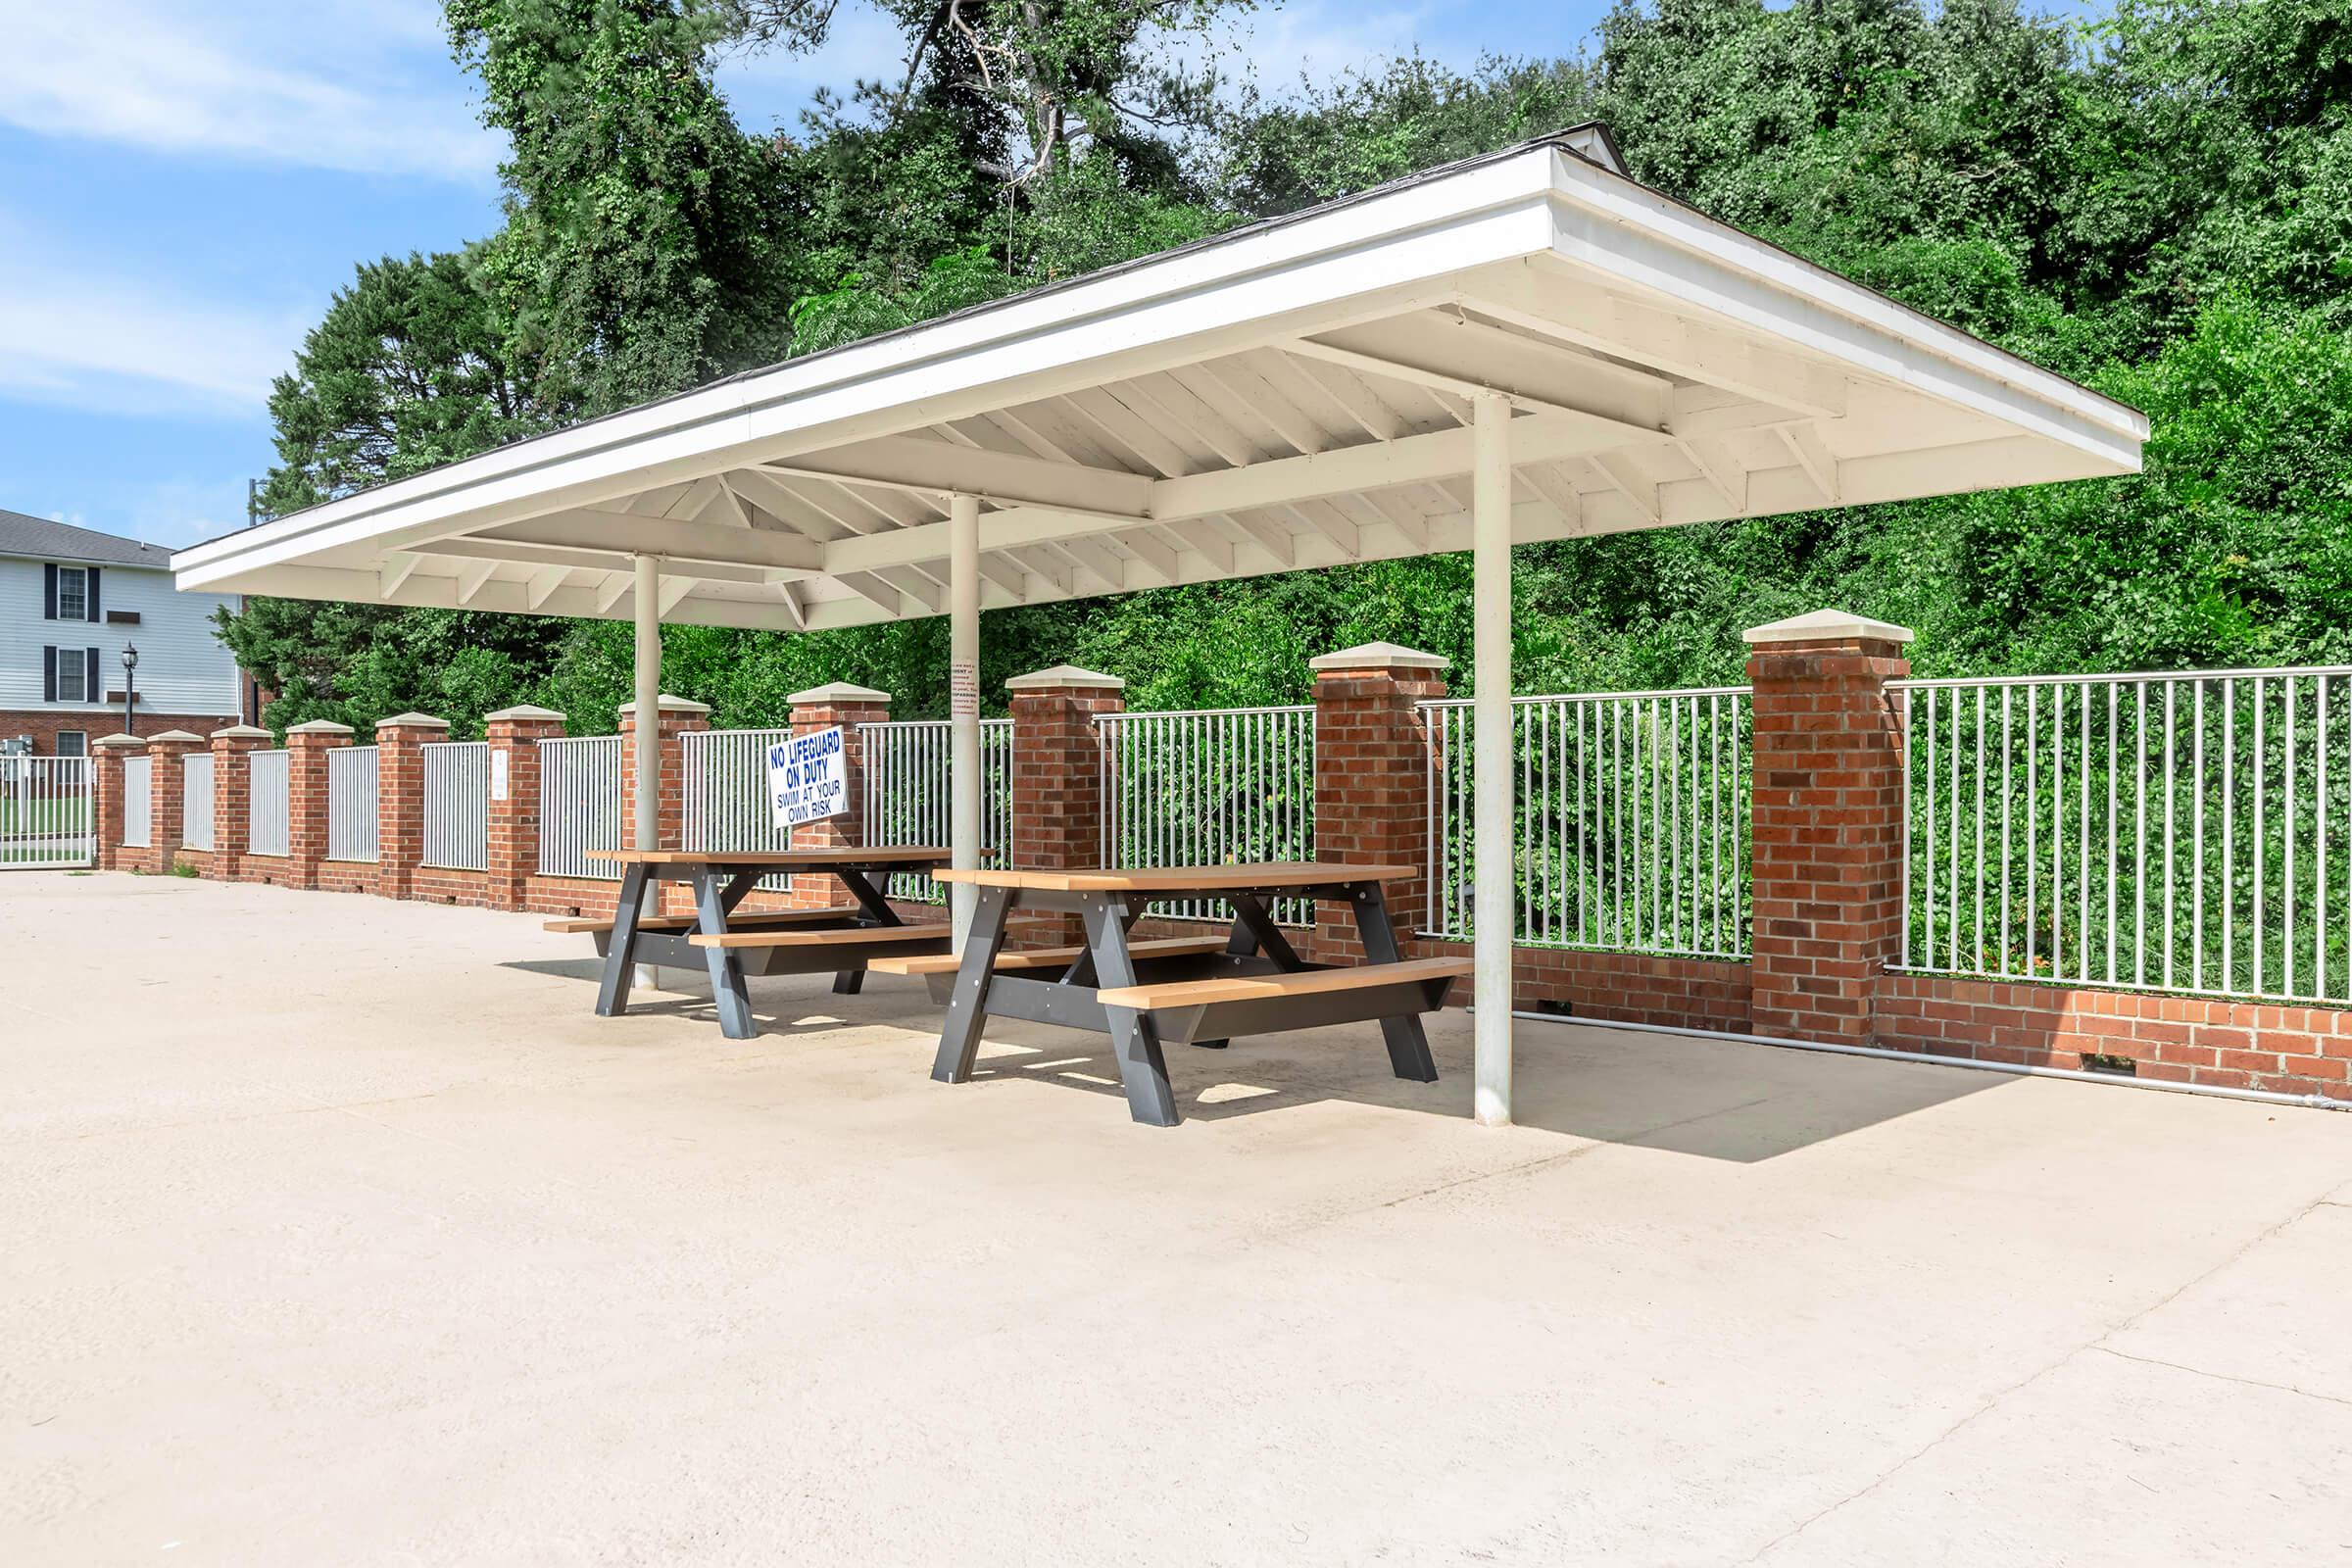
[
  {"left": 935, "top": 861, "right": 1415, "bottom": 894},
  {"left": 584, "top": 846, "right": 949, "bottom": 867}
]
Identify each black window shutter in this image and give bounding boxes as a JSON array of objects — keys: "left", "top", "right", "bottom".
[
  {"left": 43, "top": 647, "right": 57, "bottom": 702},
  {"left": 44, "top": 564, "right": 57, "bottom": 620},
  {"left": 87, "top": 567, "right": 101, "bottom": 622},
  {"left": 85, "top": 649, "right": 99, "bottom": 704}
]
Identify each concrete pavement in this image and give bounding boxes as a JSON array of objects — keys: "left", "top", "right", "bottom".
[{"left": 4, "top": 873, "right": 2347, "bottom": 1565}]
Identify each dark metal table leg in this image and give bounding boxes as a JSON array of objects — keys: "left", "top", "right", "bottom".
[
  {"left": 1351, "top": 882, "right": 1439, "bottom": 1081},
  {"left": 696, "top": 867, "right": 758, "bottom": 1040},
  {"left": 595, "top": 861, "right": 651, "bottom": 1017},
  {"left": 931, "top": 885, "right": 1011, "bottom": 1083},
  {"left": 1086, "top": 895, "right": 1179, "bottom": 1127},
  {"left": 833, "top": 867, "right": 902, "bottom": 993},
  {"left": 1195, "top": 894, "right": 1299, "bottom": 1051}
]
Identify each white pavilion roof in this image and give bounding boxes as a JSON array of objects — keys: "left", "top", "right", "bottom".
[{"left": 174, "top": 125, "right": 2145, "bottom": 631}]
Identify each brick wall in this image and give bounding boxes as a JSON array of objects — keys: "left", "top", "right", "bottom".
[
  {"left": 1306, "top": 644, "right": 1447, "bottom": 963},
  {"left": 1007, "top": 666, "right": 1123, "bottom": 944},
  {"left": 1879, "top": 974, "right": 2352, "bottom": 1102},
  {"left": 619, "top": 697, "right": 710, "bottom": 917},
  {"left": 1744, "top": 614, "right": 1911, "bottom": 1046},
  {"left": 782, "top": 684, "right": 890, "bottom": 908},
  {"left": 485, "top": 707, "right": 566, "bottom": 910}
]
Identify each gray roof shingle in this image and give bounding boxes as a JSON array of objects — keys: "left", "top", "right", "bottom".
[{"left": 0, "top": 510, "right": 173, "bottom": 568}]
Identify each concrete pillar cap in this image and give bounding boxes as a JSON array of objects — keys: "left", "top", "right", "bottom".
[
  {"left": 786, "top": 682, "right": 891, "bottom": 707},
  {"left": 145, "top": 730, "right": 207, "bottom": 744},
  {"left": 210, "top": 724, "right": 274, "bottom": 741},
  {"left": 1308, "top": 641, "right": 1451, "bottom": 672},
  {"left": 1743, "top": 609, "right": 1915, "bottom": 646},
  {"left": 617, "top": 695, "right": 711, "bottom": 715},
  {"left": 1005, "top": 664, "right": 1123, "bottom": 692},
  {"left": 375, "top": 712, "right": 450, "bottom": 730},
  {"left": 93, "top": 732, "right": 146, "bottom": 750},
  {"left": 484, "top": 705, "right": 566, "bottom": 723},
  {"left": 286, "top": 719, "right": 356, "bottom": 735}
]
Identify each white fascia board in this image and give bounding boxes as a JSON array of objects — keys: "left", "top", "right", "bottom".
[
  {"left": 172, "top": 151, "right": 1562, "bottom": 595},
  {"left": 1539, "top": 150, "right": 2147, "bottom": 465}
]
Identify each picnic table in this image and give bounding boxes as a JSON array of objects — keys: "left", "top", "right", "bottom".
[
  {"left": 891, "top": 862, "right": 1470, "bottom": 1127},
  {"left": 555, "top": 847, "right": 956, "bottom": 1040}
]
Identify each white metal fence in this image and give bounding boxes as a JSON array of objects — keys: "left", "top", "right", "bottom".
[
  {"left": 421, "top": 741, "right": 488, "bottom": 870},
  {"left": 122, "top": 755, "right": 153, "bottom": 849},
  {"left": 682, "top": 727, "right": 793, "bottom": 891},
  {"left": 860, "top": 719, "right": 1013, "bottom": 901},
  {"left": 1896, "top": 666, "right": 2352, "bottom": 1004},
  {"left": 182, "top": 753, "right": 215, "bottom": 852},
  {"left": 1098, "top": 706, "right": 1317, "bottom": 923},
  {"left": 248, "top": 749, "right": 291, "bottom": 858},
  {"left": 538, "top": 735, "right": 622, "bottom": 879},
  {"left": 327, "top": 745, "right": 378, "bottom": 862},
  {"left": 1424, "top": 690, "right": 1752, "bottom": 957},
  {"left": 0, "top": 756, "right": 90, "bottom": 868}
]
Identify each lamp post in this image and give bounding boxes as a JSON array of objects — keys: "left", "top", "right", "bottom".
[{"left": 121, "top": 643, "right": 138, "bottom": 736}]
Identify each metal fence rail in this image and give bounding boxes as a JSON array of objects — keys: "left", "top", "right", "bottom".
[
  {"left": 0, "top": 756, "right": 90, "bottom": 868},
  {"left": 122, "top": 755, "right": 152, "bottom": 848},
  {"left": 182, "top": 753, "right": 215, "bottom": 852},
  {"left": 682, "top": 728, "right": 793, "bottom": 891},
  {"left": 538, "top": 735, "right": 623, "bottom": 879},
  {"left": 859, "top": 719, "right": 1013, "bottom": 901},
  {"left": 248, "top": 749, "right": 291, "bottom": 858},
  {"left": 327, "top": 745, "right": 378, "bottom": 862},
  {"left": 1098, "top": 706, "right": 1316, "bottom": 924},
  {"left": 1896, "top": 666, "right": 2352, "bottom": 1004},
  {"left": 1423, "top": 690, "right": 1752, "bottom": 957},
  {"left": 421, "top": 741, "right": 487, "bottom": 870}
]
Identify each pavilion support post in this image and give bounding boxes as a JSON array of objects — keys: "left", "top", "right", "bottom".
[
  {"left": 949, "top": 491, "right": 981, "bottom": 951},
  {"left": 631, "top": 554, "right": 662, "bottom": 984},
  {"left": 1472, "top": 391, "right": 1514, "bottom": 1127}
]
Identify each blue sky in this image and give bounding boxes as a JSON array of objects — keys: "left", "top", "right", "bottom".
[{"left": 0, "top": 0, "right": 2091, "bottom": 551}]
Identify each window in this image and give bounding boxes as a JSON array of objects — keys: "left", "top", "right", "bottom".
[
  {"left": 54, "top": 732, "right": 86, "bottom": 758},
  {"left": 56, "top": 566, "right": 87, "bottom": 622},
  {"left": 55, "top": 649, "right": 87, "bottom": 703}
]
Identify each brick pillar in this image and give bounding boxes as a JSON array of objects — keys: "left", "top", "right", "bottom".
[
  {"left": 91, "top": 732, "right": 139, "bottom": 870},
  {"left": 374, "top": 712, "right": 450, "bottom": 900},
  {"left": 1007, "top": 664, "right": 1123, "bottom": 943},
  {"left": 619, "top": 696, "right": 710, "bottom": 916},
  {"left": 144, "top": 730, "right": 208, "bottom": 871},
  {"left": 784, "top": 682, "right": 892, "bottom": 908},
  {"left": 208, "top": 724, "right": 272, "bottom": 882},
  {"left": 1307, "top": 643, "right": 1450, "bottom": 963},
  {"left": 484, "top": 705, "right": 567, "bottom": 910},
  {"left": 284, "top": 719, "right": 354, "bottom": 891},
  {"left": 1744, "top": 609, "right": 1915, "bottom": 1045}
]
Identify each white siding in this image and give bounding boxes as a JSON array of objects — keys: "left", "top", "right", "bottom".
[{"left": 0, "top": 557, "right": 242, "bottom": 717}]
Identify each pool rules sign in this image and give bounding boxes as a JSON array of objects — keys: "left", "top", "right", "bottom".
[{"left": 767, "top": 726, "right": 848, "bottom": 830}]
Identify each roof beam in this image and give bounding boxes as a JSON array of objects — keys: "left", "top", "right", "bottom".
[
  {"left": 380, "top": 552, "right": 422, "bottom": 598},
  {"left": 1286, "top": 331, "right": 1667, "bottom": 443},
  {"left": 1464, "top": 264, "right": 1849, "bottom": 420},
  {"left": 420, "top": 536, "right": 780, "bottom": 586},
  {"left": 481, "top": 509, "right": 821, "bottom": 573},
  {"left": 759, "top": 433, "right": 1153, "bottom": 514},
  {"left": 1779, "top": 423, "right": 1842, "bottom": 503},
  {"left": 525, "top": 564, "right": 568, "bottom": 610}
]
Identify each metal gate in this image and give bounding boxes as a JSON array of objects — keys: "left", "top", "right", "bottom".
[{"left": 0, "top": 755, "right": 93, "bottom": 868}]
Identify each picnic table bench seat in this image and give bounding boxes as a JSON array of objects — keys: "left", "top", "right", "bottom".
[
  {"left": 867, "top": 935, "right": 1231, "bottom": 979},
  {"left": 543, "top": 906, "right": 866, "bottom": 936},
  {"left": 689, "top": 916, "right": 1054, "bottom": 952}
]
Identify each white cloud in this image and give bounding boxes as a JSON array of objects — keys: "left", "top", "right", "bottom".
[
  {"left": 0, "top": 237, "right": 305, "bottom": 419},
  {"left": 0, "top": 0, "right": 501, "bottom": 179}
]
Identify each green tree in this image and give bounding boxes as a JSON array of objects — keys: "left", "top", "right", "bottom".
[{"left": 449, "top": 0, "right": 805, "bottom": 415}]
